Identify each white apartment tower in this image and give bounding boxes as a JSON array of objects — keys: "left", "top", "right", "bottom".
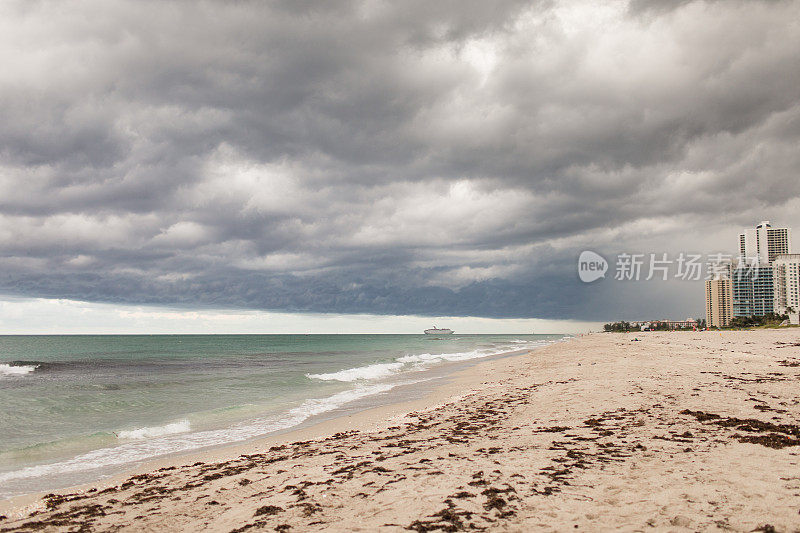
[
  {"left": 738, "top": 220, "right": 792, "bottom": 263},
  {"left": 773, "top": 254, "right": 800, "bottom": 323}
]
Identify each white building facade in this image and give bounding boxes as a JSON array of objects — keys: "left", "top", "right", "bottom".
[
  {"left": 773, "top": 254, "right": 800, "bottom": 324},
  {"left": 739, "top": 220, "right": 792, "bottom": 264}
]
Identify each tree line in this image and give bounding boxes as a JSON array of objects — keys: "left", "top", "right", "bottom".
[{"left": 603, "top": 319, "right": 705, "bottom": 332}]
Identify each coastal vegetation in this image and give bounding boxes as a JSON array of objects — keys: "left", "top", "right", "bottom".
[
  {"left": 605, "top": 313, "right": 795, "bottom": 332},
  {"left": 727, "top": 313, "right": 790, "bottom": 329},
  {"left": 603, "top": 319, "right": 705, "bottom": 332}
]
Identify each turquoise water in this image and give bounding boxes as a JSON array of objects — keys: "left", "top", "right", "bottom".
[{"left": 0, "top": 334, "right": 564, "bottom": 497}]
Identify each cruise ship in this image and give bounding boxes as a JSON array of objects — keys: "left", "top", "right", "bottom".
[{"left": 424, "top": 326, "right": 453, "bottom": 335}]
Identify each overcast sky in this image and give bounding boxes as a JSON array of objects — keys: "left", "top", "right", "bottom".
[{"left": 1, "top": 0, "right": 799, "bottom": 332}]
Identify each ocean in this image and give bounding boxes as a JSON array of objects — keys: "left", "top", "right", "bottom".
[{"left": 0, "top": 333, "right": 565, "bottom": 498}]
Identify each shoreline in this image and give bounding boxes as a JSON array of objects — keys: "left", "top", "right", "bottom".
[
  {"left": 2, "top": 330, "right": 799, "bottom": 531},
  {"left": 0, "top": 341, "right": 563, "bottom": 514}
]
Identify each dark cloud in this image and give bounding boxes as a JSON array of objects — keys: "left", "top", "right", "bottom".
[
  {"left": 628, "top": 0, "right": 696, "bottom": 15},
  {"left": 0, "top": 0, "right": 798, "bottom": 320}
]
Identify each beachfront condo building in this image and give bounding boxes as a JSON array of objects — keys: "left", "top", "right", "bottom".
[
  {"left": 773, "top": 254, "right": 800, "bottom": 323},
  {"left": 703, "top": 219, "right": 792, "bottom": 327},
  {"left": 738, "top": 220, "right": 792, "bottom": 263},
  {"left": 705, "top": 277, "right": 732, "bottom": 328},
  {"left": 731, "top": 264, "right": 774, "bottom": 317}
]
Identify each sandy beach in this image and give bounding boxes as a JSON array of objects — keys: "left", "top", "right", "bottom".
[{"left": 2, "top": 330, "right": 800, "bottom": 532}]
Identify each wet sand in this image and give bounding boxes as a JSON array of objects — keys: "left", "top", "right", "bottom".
[{"left": 2, "top": 330, "right": 800, "bottom": 532}]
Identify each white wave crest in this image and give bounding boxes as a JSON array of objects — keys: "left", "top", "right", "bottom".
[
  {"left": 117, "top": 420, "right": 191, "bottom": 440},
  {"left": 306, "top": 362, "right": 404, "bottom": 382},
  {"left": 396, "top": 349, "right": 491, "bottom": 364},
  {"left": 312, "top": 341, "right": 552, "bottom": 383},
  {"left": 0, "top": 363, "right": 38, "bottom": 377}
]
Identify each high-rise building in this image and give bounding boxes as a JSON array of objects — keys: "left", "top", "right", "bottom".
[
  {"left": 705, "top": 277, "right": 732, "bottom": 328},
  {"left": 773, "top": 254, "right": 800, "bottom": 323},
  {"left": 732, "top": 264, "right": 774, "bottom": 317},
  {"left": 738, "top": 220, "right": 792, "bottom": 263},
  {"left": 704, "top": 219, "right": 793, "bottom": 327},
  {"left": 739, "top": 231, "right": 756, "bottom": 259}
]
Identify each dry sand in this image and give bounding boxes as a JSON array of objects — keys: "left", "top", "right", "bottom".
[{"left": 1, "top": 330, "right": 800, "bottom": 532}]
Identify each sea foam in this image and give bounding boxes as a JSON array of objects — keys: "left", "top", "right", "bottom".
[
  {"left": 307, "top": 340, "right": 549, "bottom": 383},
  {"left": 306, "top": 362, "right": 404, "bottom": 382},
  {"left": 117, "top": 420, "right": 191, "bottom": 440},
  {"left": 0, "top": 363, "right": 38, "bottom": 377}
]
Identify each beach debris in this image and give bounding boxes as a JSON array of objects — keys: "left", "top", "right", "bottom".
[
  {"left": 405, "top": 503, "right": 474, "bottom": 532},
  {"left": 254, "top": 505, "right": 284, "bottom": 517},
  {"left": 752, "top": 525, "right": 777, "bottom": 533},
  {"left": 680, "top": 410, "right": 800, "bottom": 448}
]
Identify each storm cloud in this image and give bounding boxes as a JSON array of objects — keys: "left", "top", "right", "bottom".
[{"left": 1, "top": 0, "right": 799, "bottom": 321}]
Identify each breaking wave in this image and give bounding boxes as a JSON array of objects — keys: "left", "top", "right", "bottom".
[
  {"left": 116, "top": 420, "right": 191, "bottom": 440},
  {"left": 307, "top": 362, "right": 405, "bottom": 382},
  {"left": 306, "top": 340, "right": 552, "bottom": 383},
  {"left": 0, "top": 363, "right": 39, "bottom": 377}
]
